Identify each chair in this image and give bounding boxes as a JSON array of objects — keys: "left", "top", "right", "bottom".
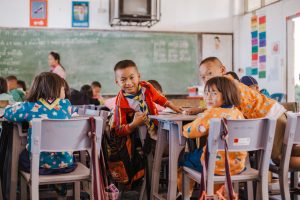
[
  {"left": 269, "top": 112, "right": 300, "bottom": 200},
  {"left": 19, "top": 117, "right": 104, "bottom": 200},
  {"left": 270, "top": 93, "right": 285, "bottom": 102},
  {"left": 182, "top": 118, "right": 276, "bottom": 200},
  {"left": 78, "top": 105, "right": 110, "bottom": 116}
]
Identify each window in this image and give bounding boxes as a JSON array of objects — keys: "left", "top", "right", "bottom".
[
  {"left": 264, "top": 0, "right": 279, "bottom": 5},
  {"left": 247, "top": 0, "right": 261, "bottom": 12},
  {"left": 246, "top": 0, "right": 280, "bottom": 12}
]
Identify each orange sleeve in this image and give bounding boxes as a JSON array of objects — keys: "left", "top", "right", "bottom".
[
  {"left": 112, "top": 106, "right": 132, "bottom": 136},
  {"left": 147, "top": 82, "right": 168, "bottom": 107},
  {"left": 182, "top": 109, "right": 212, "bottom": 138}
]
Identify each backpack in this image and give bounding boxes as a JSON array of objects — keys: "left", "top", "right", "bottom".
[{"left": 102, "top": 127, "right": 145, "bottom": 188}]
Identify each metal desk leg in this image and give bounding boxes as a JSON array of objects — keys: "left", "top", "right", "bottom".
[
  {"left": 167, "top": 123, "right": 185, "bottom": 200},
  {"left": 151, "top": 124, "right": 168, "bottom": 200}
]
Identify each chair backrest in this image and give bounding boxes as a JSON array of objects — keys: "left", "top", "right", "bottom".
[
  {"left": 284, "top": 112, "right": 300, "bottom": 145},
  {"left": 31, "top": 117, "right": 103, "bottom": 153},
  {"left": 270, "top": 93, "right": 285, "bottom": 102},
  {"left": 85, "top": 109, "right": 100, "bottom": 116},
  {"left": 206, "top": 118, "right": 276, "bottom": 190}
]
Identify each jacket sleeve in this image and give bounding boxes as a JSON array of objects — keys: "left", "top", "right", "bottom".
[
  {"left": 147, "top": 83, "right": 168, "bottom": 107},
  {"left": 112, "top": 106, "right": 132, "bottom": 136},
  {"left": 182, "top": 110, "right": 211, "bottom": 139},
  {"left": 4, "top": 102, "right": 30, "bottom": 122}
]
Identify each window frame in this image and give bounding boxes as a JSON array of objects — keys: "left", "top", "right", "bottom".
[{"left": 245, "top": 0, "right": 281, "bottom": 13}]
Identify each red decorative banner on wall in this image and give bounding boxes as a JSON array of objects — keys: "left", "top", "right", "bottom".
[{"left": 30, "top": 0, "right": 48, "bottom": 27}]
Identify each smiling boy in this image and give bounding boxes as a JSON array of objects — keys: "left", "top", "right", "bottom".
[{"left": 112, "top": 59, "right": 182, "bottom": 139}]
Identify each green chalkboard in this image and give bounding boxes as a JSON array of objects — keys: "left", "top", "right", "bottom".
[{"left": 0, "top": 28, "right": 198, "bottom": 94}]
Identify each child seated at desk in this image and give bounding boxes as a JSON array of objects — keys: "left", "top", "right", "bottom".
[
  {"left": 240, "top": 75, "right": 270, "bottom": 97},
  {"left": 91, "top": 81, "right": 105, "bottom": 105},
  {"left": 6, "top": 75, "right": 25, "bottom": 102},
  {"left": 4, "top": 72, "right": 76, "bottom": 174},
  {"left": 186, "top": 57, "right": 289, "bottom": 168},
  {"left": 0, "top": 77, "right": 15, "bottom": 107},
  {"left": 148, "top": 79, "right": 165, "bottom": 112},
  {"left": 178, "top": 76, "right": 246, "bottom": 194}
]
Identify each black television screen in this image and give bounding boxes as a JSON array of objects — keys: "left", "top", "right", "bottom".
[{"left": 120, "top": 0, "right": 151, "bottom": 19}]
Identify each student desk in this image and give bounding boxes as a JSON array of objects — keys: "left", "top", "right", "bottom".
[{"left": 149, "top": 114, "right": 197, "bottom": 200}]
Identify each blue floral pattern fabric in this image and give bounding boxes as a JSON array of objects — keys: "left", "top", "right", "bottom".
[{"left": 4, "top": 98, "right": 74, "bottom": 169}]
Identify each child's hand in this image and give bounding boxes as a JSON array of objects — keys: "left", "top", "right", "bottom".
[
  {"left": 165, "top": 101, "right": 183, "bottom": 113},
  {"left": 132, "top": 112, "right": 147, "bottom": 127},
  {"left": 183, "top": 107, "right": 205, "bottom": 115}
]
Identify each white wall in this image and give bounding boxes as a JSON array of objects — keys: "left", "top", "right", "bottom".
[
  {"left": 0, "top": 0, "right": 234, "bottom": 33},
  {"left": 234, "top": 0, "right": 300, "bottom": 94}
]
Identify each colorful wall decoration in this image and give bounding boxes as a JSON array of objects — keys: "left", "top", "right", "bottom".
[
  {"left": 247, "top": 14, "right": 267, "bottom": 79},
  {"left": 249, "top": 15, "right": 259, "bottom": 76},
  {"left": 30, "top": 0, "right": 48, "bottom": 27},
  {"left": 258, "top": 16, "right": 266, "bottom": 78}
]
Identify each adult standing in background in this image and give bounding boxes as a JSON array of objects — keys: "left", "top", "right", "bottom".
[{"left": 48, "top": 52, "right": 66, "bottom": 79}]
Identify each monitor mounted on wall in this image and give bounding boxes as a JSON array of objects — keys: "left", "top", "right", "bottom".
[{"left": 119, "top": 0, "right": 151, "bottom": 21}]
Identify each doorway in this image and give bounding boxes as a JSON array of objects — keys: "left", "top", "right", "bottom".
[{"left": 287, "top": 14, "right": 300, "bottom": 103}]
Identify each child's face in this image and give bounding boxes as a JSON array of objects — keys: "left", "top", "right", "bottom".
[
  {"left": 7, "top": 80, "right": 17, "bottom": 91},
  {"left": 204, "top": 84, "right": 223, "bottom": 108},
  {"left": 115, "top": 66, "right": 140, "bottom": 94},
  {"left": 92, "top": 86, "right": 101, "bottom": 97},
  {"left": 199, "top": 61, "right": 226, "bottom": 84},
  {"left": 60, "top": 87, "right": 65, "bottom": 99}
]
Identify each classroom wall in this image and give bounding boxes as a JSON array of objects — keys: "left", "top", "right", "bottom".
[
  {"left": 234, "top": 0, "right": 300, "bottom": 95},
  {"left": 0, "top": 0, "right": 235, "bottom": 33}
]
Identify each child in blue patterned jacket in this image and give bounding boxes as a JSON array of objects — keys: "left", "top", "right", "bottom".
[{"left": 4, "top": 72, "right": 76, "bottom": 174}]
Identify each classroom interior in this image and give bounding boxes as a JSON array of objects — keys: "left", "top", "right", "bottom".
[{"left": 1, "top": 0, "right": 300, "bottom": 199}]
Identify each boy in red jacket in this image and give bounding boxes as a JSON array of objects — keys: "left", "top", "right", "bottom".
[{"left": 112, "top": 59, "right": 182, "bottom": 139}]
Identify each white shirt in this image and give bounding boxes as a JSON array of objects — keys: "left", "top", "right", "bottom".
[{"left": 266, "top": 102, "right": 286, "bottom": 119}]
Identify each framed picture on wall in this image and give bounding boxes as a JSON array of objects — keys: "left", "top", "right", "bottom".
[
  {"left": 201, "top": 33, "right": 233, "bottom": 71},
  {"left": 72, "top": 1, "right": 89, "bottom": 28},
  {"left": 30, "top": 0, "right": 48, "bottom": 27}
]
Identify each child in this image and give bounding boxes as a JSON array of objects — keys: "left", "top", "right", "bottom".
[
  {"left": 80, "top": 84, "right": 100, "bottom": 106},
  {"left": 6, "top": 75, "right": 25, "bottom": 102},
  {"left": 186, "top": 57, "right": 290, "bottom": 168},
  {"left": 147, "top": 80, "right": 163, "bottom": 94},
  {"left": 112, "top": 59, "right": 182, "bottom": 139},
  {"left": 178, "top": 77, "right": 246, "bottom": 193},
  {"left": 48, "top": 51, "right": 66, "bottom": 79},
  {"left": 225, "top": 71, "right": 240, "bottom": 81},
  {"left": 148, "top": 79, "right": 165, "bottom": 112},
  {"left": 4, "top": 72, "right": 76, "bottom": 174},
  {"left": 91, "top": 81, "right": 105, "bottom": 105},
  {"left": 240, "top": 75, "right": 259, "bottom": 92},
  {"left": 109, "top": 60, "right": 181, "bottom": 187},
  {"left": 0, "top": 77, "right": 15, "bottom": 107},
  {"left": 17, "top": 80, "right": 27, "bottom": 94},
  {"left": 240, "top": 75, "right": 270, "bottom": 97}
]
